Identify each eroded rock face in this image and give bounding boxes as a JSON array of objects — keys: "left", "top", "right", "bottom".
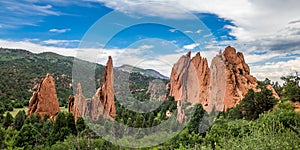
[
  {"left": 95, "top": 56, "right": 116, "bottom": 119},
  {"left": 191, "top": 52, "right": 210, "bottom": 109},
  {"left": 146, "top": 79, "right": 167, "bottom": 101},
  {"left": 208, "top": 55, "right": 227, "bottom": 112},
  {"left": 28, "top": 74, "right": 61, "bottom": 119},
  {"left": 169, "top": 52, "right": 191, "bottom": 102},
  {"left": 69, "top": 56, "right": 116, "bottom": 121},
  {"left": 169, "top": 52, "right": 210, "bottom": 109},
  {"left": 68, "top": 83, "right": 89, "bottom": 120},
  {"left": 169, "top": 46, "right": 268, "bottom": 112},
  {"left": 209, "top": 46, "right": 258, "bottom": 111}
]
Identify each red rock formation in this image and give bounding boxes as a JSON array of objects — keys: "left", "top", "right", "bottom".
[
  {"left": 94, "top": 56, "right": 116, "bottom": 119},
  {"left": 69, "top": 56, "right": 116, "bottom": 121},
  {"left": 209, "top": 46, "right": 257, "bottom": 111},
  {"left": 28, "top": 74, "right": 61, "bottom": 119},
  {"left": 146, "top": 79, "right": 167, "bottom": 101},
  {"left": 191, "top": 52, "right": 210, "bottom": 109},
  {"left": 169, "top": 52, "right": 210, "bottom": 109},
  {"left": 169, "top": 52, "right": 191, "bottom": 102},
  {"left": 208, "top": 55, "right": 227, "bottom": 112},
  {"left": 68, "top": 83, "right": 90, "bottom": 120},
  {"left": 169, "top": 46, "right": 271, "bottom": 112},
  {"left": 266, "top": 84, "right": 280, "bottom": 100}
]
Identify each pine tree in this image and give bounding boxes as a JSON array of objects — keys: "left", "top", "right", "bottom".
[
  {"left": 3, "top": 112, "right": 13, "bottom": 129},
  {"left": 66, "top": 113, "right": 77, "bottom": 135},
  {"left": 14, "top": 110, "right": 26, "bottom": 131},
  {"left": 14, "top": 124, "right": 43, "bottom": 148},
  {"left": 76, "top": 117, "right": 86, "bottom": 133}
]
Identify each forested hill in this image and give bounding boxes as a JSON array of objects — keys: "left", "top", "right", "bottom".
[
  {"left": 0, "top": 48, "right": 78, "bottom": 107},
  {"left": 0, "top": 48, "right": 165, "bottom": 110}
]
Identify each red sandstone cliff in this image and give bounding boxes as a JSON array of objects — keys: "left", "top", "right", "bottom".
[
  {"left": 28, "top": 74, "right": 61, "bottom": 119},
  {"left": 169, "top": 46, "right": 277, "bottom": 113},
  {"left": 208, "top": 46, "right": 257, "bottom": 111},
  {"left": 169, "top": 52, "right": 210, "bottom": 109}
]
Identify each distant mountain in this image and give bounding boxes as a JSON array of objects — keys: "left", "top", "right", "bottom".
[{"left": 116, "top": 64, "right": 169, "bottom": 80}]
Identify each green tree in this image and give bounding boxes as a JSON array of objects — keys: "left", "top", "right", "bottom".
[
  {"left": 66, "top": 113, "right": 77, "bottom": 135},
  {"left": 281, "top": 73, "right": 300, "bottom": 102},
  {"left": 14, "top": 110, "right": 27, "bottom": 130},
  {"left": 0, "top": 127, "right": 4, "bottom": 149},
  {"left": 41, "top": 120, "right": 53, "bottom": 139},
  {"left": 134, "top": 114, "right": 145, "bottom": 128},
  {"left": 187, "top": 104, "right": 206, "bottom": 134},
  {"left": 49, "top": 112, "right": 70, "bottom": 145},
  {"left": 230, "top": 87, "right": 277, "bottom": 120},
  {"left": 76, "top": 117, "right": 86, "bottom": 133},
  {"left": 14, "top": 124, "right": 44, "bottom": 148},
  {"left": 3, "top": 112, "right": 13, "bottom": 129}
]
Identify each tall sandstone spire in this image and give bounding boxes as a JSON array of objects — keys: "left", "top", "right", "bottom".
[
  {"left": 69, "top": 56, "right": 116, "bottom": 121},
  {"left": 28, "top": 74, "right": 61, "bottom": 119}
]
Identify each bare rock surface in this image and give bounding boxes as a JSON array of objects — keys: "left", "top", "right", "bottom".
[
  {"left": 28, "top": 74, "right": 60, "bottom": 119},
  {"left": 169, "top": 46, "right": 276, "bottom": 112}
]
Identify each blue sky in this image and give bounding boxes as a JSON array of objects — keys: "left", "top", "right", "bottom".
[{"left": 0, "top": 0, "right": 300, "bottom": 83}]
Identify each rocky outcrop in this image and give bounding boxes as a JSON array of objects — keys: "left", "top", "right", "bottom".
[
  {"left": 93, "top": 56, "right": 116, "bottom": 119},
  {"left": 68, "top": 83, "right": 90, "bottom": 120},
  {"left": 28, "top": 74, "right": 61, "bottom": 119},
  {"left": 208, "top": 55, "right": 227, "bottom": 112},
  {"left": 191, "top": 52, "right": 210, "bottom": 109},
  {"left": 169, "top": 52, "right": 210, "bottom": 108},
  {"left": 208, "top": 46, "right": 258, "bottom": 111},
  {"left": 266, "top": 84, "right": 280, "bottom": 100},
  {"left": 69, "top": 56, "right": 116, "bottom": 121},
  {"left": 169, "top": 52, "right": 191, "bottom": 103},
  {"left": 169, "top": 46, "right": 274, "bottom": 112},
  {"left": 146, "top": 79, "right": 167, "bottom": 101}
]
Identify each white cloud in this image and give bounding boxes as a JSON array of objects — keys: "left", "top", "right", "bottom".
[
  {"left": 49, "top": 28, "right": 71, "bottom": 33},
  {"left": 0, "top": 1, "right": 61, "bottom": 28},
  {"left": 251, "top": 57, "right": 300, "bottom": 84},
  {"left": 183, "top": 43, "right": 200, "bottom": 50},
  {"left": 169, "top": 29, "right": 177, "bottom": 33},
  {"left": 43, "top": 39, "right": 79, "bottom": 44},
  {"left": 93, "top": 1, "right": 300, "bottom": 53}
]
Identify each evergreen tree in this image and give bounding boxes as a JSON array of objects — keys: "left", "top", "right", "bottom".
[
  {"left": 3, "top": 112, "right": 13, "bottom": 129},
  {"left": 14, "top": 124, "right": 43, "bottom": 148},
  {"left": 14, "top": 110, "right": 26, "bottom": 131},
  {"left": 76, "top": 117, "right": 86, "bottom": 133},
  {"left": 49, "top": 112, "right": 70, "bottom": 145},
  {"left": 0, "top": 127, "right": 4, "bottom": 149},
  {"left": 281, "top": 73, "right": 300, "bottom": 102},
  {"left": 66, "top": 113, "right": 77, "bottom": 135},
  {"left": 187, "top": 104, "right": 206, "bottom": 134}
]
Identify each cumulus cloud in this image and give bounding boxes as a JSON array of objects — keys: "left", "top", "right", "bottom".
[
  {"left": 92, "top": 0, "right": 300, "bottom": 52},
  {"left": 183, "top": 43, "right": 200, "bottom": 50},
  {"left": 49, "top": 28, "right": 71, "bottom": 33}
]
